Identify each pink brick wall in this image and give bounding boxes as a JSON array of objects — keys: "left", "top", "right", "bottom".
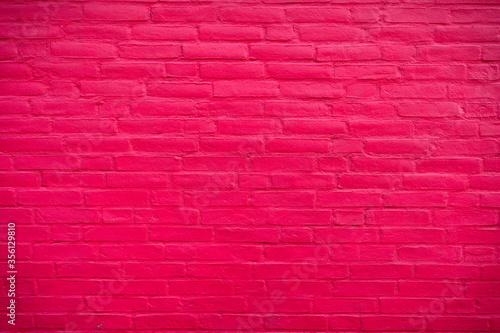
[{"left": 0, "top": 0, "right": 499, "bottom": 331}]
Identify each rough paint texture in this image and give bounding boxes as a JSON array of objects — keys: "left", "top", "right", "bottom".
[{"left": 0, "top": 0, "right": 499, "bottom": 332}]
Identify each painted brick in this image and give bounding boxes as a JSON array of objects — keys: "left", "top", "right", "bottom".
[{"left": 1, "top": 2, "right": 499, "bottom": 331}]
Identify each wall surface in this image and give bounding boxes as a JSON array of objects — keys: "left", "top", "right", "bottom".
[{"left": 0, "top": 0, "right": 499, "bottom": 331}]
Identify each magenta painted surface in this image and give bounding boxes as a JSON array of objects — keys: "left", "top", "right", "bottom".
[{"left": 0, "top": 0, "right": 499, "bottom": 331}]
